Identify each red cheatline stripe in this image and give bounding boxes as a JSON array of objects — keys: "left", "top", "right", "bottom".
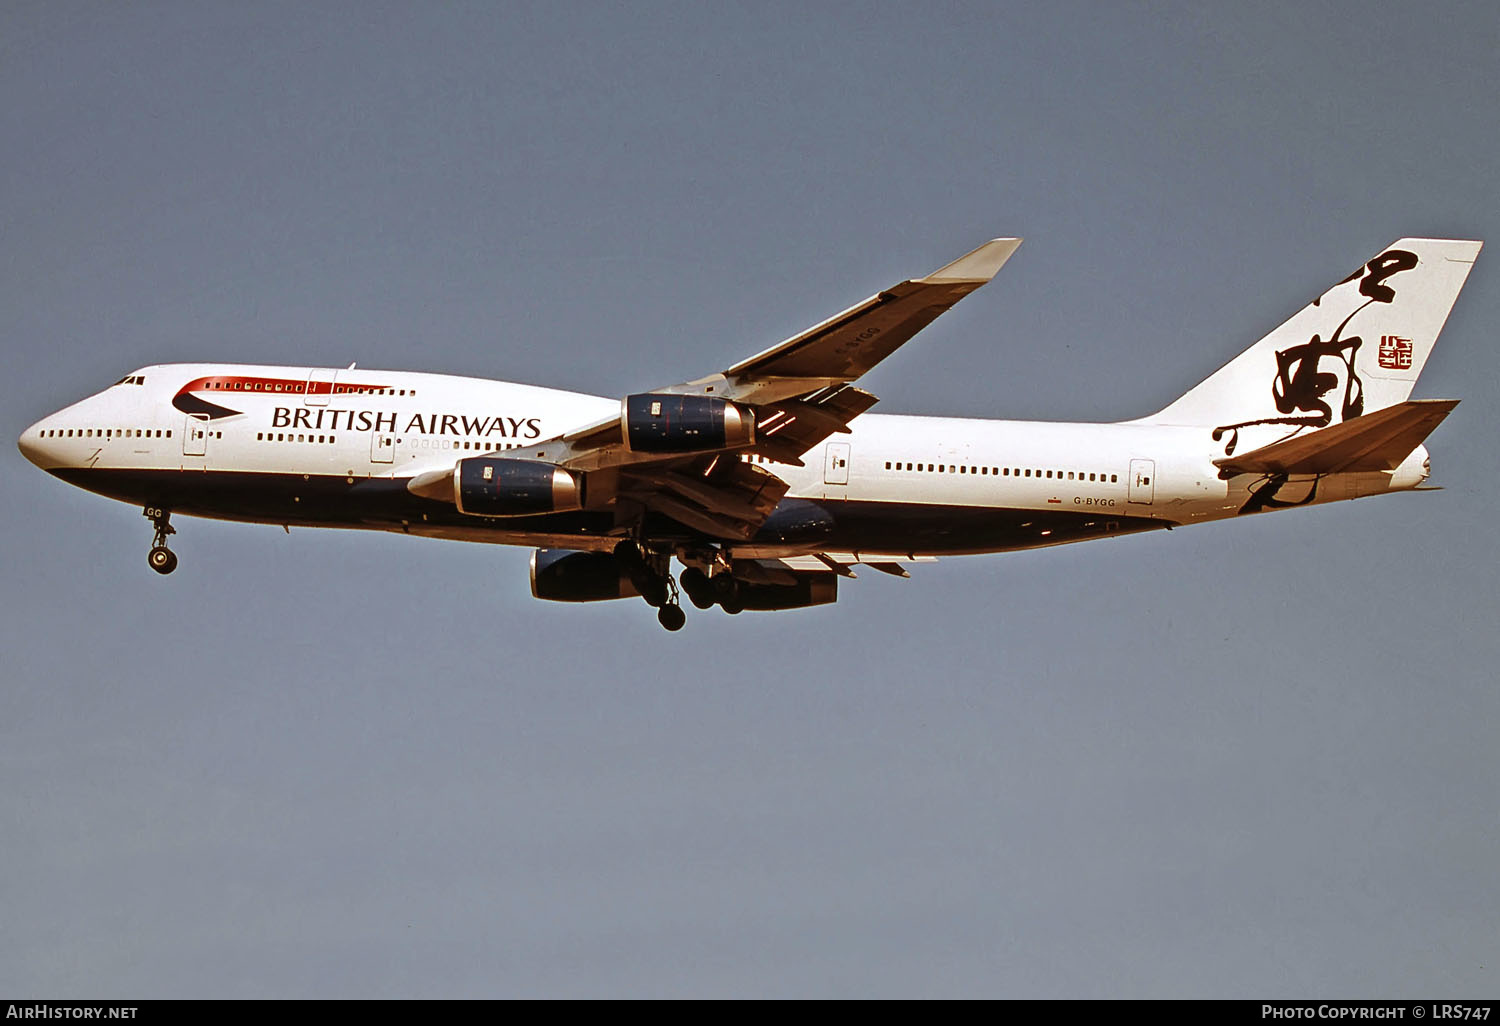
[{"left": 177, "top": 375, "right": 389, "bottom": 397}]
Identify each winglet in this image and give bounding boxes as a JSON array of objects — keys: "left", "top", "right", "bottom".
[{"left": 919, "top": 238, "right": 1023, "bottom": 283}]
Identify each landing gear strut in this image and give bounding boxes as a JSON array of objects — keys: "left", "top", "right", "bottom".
[
  {"left": 615, "top": 539, "right": 685, "bottom": 631},
  {"left": 144, "top": 506, "right": 178, "bottom": 575}
]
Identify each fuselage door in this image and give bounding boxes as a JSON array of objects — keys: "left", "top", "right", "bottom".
[
  {"left": 371, "top": 431, "right": 396, "bottom": 464},
  {"left": 305, "top": 368, "right": 339, "bottom": 406},
  {"left": 824, "top": 441, "right": 851, "bottom": 485},
  {"left": 1128, "top": 458, "right": 1155, "bottom": 504},
  {"left": 183, "top": 415, "right": 208, "bottom": 457}
]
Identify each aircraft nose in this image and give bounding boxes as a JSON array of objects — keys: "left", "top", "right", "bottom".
[
  {"left": 18, "top": 423, "right": 41, "bottom": 466},
  {"left": 18, "top": 419, "right": 54, "bottom": 469}
]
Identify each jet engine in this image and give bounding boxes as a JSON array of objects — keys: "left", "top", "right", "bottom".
[
  {"left": 622, "top": 394, "right": 755, "bottom": 454},
  {"left": 530, "top": 549, "right": 639, "bottom": 602},
  {"left": 407, "top": 457, "right": 583, "bottom": 517},
  {"left": 678, "top": 566, "right": 838, "bottom": 612},
  {"left": 730, "top": 575, "right": 838, "bottom": 611}
]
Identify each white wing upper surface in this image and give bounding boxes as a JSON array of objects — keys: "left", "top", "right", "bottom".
[{"left": 525, "top": 238, "right": 1021, "bottom": 538}]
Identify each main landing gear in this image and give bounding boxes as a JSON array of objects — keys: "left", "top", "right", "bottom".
[
  {"left": 679, "top": 566, "right": 743, "bottom": 614},
  {"left": 614, "top": 540, "right": 687, "bottom": 632},
  {"left": 615, "top": 540, "right": 752, "bottom": 631},
  {"left": 143, "top": 506, "right": 178, "bottom": 575}
]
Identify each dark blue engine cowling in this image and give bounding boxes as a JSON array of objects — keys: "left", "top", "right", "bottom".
[
  {"left": 623, "top": 394, "right": 755, "bottom": 454},
  {"left": 456, "top": 458, "right": 582, "bottom": 517},
  {"left": 751, "top": 499, "right": 836, "bottom": 544},
  {"left": 530, "top": 549, "right": 639, "bottom": 602},
  {"left": 734, "top": 575, "right": 838, "bottom": 610}
]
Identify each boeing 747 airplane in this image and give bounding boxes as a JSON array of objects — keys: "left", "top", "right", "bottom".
[{"left": 17, "top": 236, "right": 1479, "bottom": 629}]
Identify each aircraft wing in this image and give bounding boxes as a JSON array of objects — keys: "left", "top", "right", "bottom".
[
  {"left": 734, "top": 552, "right": 939, "bottom": 582},
  {"left": 1213, "top": 399, "right": 1459, "bottom": 476},
  {"left": 707, "top": 237, "right": 1023, "bottom": 401},
  {"left": 513, "top": 238, "right": 1020, "bottom": 538}
]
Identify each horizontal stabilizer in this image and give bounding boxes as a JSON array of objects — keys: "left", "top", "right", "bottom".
[{"left": 1213, "top": 399, "right": 1459, "bottom": 476}]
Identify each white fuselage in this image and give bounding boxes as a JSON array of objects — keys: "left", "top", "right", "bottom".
[{"left": 18, "top": 362, "right": 1430, "bottom": 558}]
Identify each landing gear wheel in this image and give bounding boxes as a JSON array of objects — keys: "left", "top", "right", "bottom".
[
  {"left": 143, "top": 506, "right": 178, "bottom": 575},
  {"left": 679, "top": 568, "right": 715, "bottom": 610},
  {"left": 638, "top": 576, "right": 669, "bottom": 608},
  {"left": 657, "top": 604, "right": 687, "bottom": 632},
  {"left": 711, "top": 573, "right": 743, "bottom": 613}
]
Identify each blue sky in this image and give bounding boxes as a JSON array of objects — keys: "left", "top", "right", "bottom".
[{"left": 3, "top": 1, "right": 1497, "bottom": 997}]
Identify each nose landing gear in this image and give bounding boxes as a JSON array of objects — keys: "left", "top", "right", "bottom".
[{"left": 144, "top": 506, "right": 178, "bottom": 575}]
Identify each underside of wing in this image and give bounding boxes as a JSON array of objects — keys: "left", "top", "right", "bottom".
[
  {"left": 615, "top": 455, "right": 789, "bottom": 541},
  {"left": 734, "top": 552, "right": 939, "bottom": 582}
]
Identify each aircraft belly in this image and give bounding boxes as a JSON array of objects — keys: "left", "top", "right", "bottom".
[
  {"left": 47, "top": 467, "right": 1170, "bottom": 556},
  {"left": 815, "top": 500, "right": 1168, "bottom": 555},
  {"left": 46, "top": 467, "right": 619, "bottom": 539}
]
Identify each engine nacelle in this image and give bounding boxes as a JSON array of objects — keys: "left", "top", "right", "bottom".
[
  {"left": 733, "top": 575, "right": 838, "bottom": 611},
  {"left": 530, "top": 549, "right": 639, "bottom": 602},
  {"left": 622, "top": 394, "right": 755, "bottom": 454},
  {"left": 408, "top": 457, "right": 583, "bottom": 517}
]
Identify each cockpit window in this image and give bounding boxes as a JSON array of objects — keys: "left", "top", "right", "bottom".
[{"left": 113, "top": 375, "right": 145, "bottom": 386}]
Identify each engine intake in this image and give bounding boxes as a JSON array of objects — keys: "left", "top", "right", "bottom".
[
  {"left": 530, "top": 549, "right": 639, "bottom": 602},
  {"left": 408, "top": 457, "right": 583, "bottom": 517},
  {"left": 622, "top": 394, "right": 755, "bottom": 454}
]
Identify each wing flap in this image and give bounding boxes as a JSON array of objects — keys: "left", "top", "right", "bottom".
[
  {"left": 768, "top": 552, "right": 939, "bottom": 574},
  {"left": 619, "top": 459, "right": 790, "bottom": 540},
  {"left": 1213, "top": 399, "right": 1459, "bottom": 475},
  {"left": 752, "top": 385, "right": 880, "bottom": 464}
]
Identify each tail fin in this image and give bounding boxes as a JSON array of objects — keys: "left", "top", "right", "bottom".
[{"left": 1140, "top": 238, "right": 1481, "bottom": 431}]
